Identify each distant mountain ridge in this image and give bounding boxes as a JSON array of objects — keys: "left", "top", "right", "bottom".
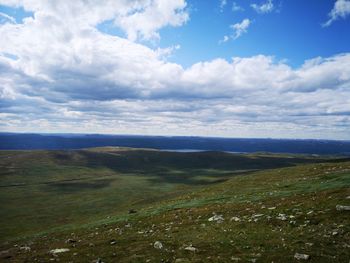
[{"left": 1, "top": 133, "right": 350, "bottom": 155}]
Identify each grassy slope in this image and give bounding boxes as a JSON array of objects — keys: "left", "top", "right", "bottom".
[{"left": 0, "top": 148, "right": 349, "bottom": 262}]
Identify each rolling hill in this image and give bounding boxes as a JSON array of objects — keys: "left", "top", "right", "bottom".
[{"left": 0, "top": 148, "right": 349, "bottom": 262}]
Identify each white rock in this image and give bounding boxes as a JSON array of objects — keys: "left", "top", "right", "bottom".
[
  {"left": 252, "top": 214, "right": 264, "bottom": 218},
  {"left": 184, "top": 245, "right": 197, "bottom": 252},
  {"left": 294, "top": 253, "right": 310, "bottom": 260},
  {"left": 208, "top": 214, "right": 224, "bottom": 223},
  {"left": 276, "top": 213, "right": 287, "bottom": 221},
  {"left": 20, "top": 246, "right": 31, "bottom": 252},
  {"left": 153, "top": 241, "right": 163, "bottom": 250},
  {"left": 50, "top": 248, "right": 70, "bottom": 254},
  {"left": 336, "top": 205, "right": 350, "bottom": 211},
  {"left": 230, "top": 217, "right": 241, "bottom": 222}
]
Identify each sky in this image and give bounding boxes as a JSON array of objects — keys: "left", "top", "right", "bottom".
[{"left": 0, "top": 0, "right": 350, "bottom": 140}]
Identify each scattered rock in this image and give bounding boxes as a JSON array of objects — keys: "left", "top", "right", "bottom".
[
  {"left": 154, "top": 241, "right": 163, "bottom": 249},
  {"left": 252, "top": 214, "right": 264, "bottom": 218},
  {"left": 230, "top": 217, "right": 240, "bottom": 222},
  {"left": 184, "top": 245, "right": 197, "bottom": 252},
  {"left": 20, "top": 246, "right": 31, "bottom": 252},
  {"left": 110, "top": 239, "right": 117, "bottom": 245},
  {"left": 294, "top": 253, "right": 310, "bottom": 260},
  {"left": 66, "top": 239, "right": 77, "bottom": 243},
  {"left": 94, "top": 258, "right": 104, "bottom": 263},
  {"left": 208, "top": 214, "right": 224, "bottom": 223},
  {"left": 276, "top": 213, "right": 287, "bottom": 221},
  {"left": 50, "top": 248, "right": 70, "bottom": 254},
  {"left": 336, "top": 205, "right": 350, "bottom": 211}
]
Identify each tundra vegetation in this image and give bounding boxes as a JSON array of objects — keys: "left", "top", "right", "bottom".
[{"left": 0, "top": 147, "right": 349, "bottom": 262}]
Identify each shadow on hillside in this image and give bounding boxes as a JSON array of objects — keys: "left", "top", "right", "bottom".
[{"left": 50, "top": 150, "right": 350, "bottom": 186}]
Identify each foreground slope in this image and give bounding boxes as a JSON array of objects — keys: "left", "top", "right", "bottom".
[{"left": 0, "top": 148, "right": 349, "bottom": 262}]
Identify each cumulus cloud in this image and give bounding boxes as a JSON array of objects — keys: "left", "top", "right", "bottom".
[
  {"left": 323, "top": 0, "right": 350, "bottom": 27},
  {"left": 230, "top": 18, "right": 251, "bottom": 39},
  {"left": 114, "top": 0, "right": 189, "bottom": 41},
  {"left": 0, "top": 1, "right": 349, "bottom": 139},
  {"left": 251, "top": 0, "right": 274, "bottom": 14},
  {"left": 0, "top": 0, "right": 189, "bottom": 41}
]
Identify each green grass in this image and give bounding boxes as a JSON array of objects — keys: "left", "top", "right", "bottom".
[{"left": 0, "top": 148, "right": 349, "bottom": 262}]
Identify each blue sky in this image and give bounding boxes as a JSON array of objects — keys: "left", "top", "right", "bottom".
[
  {"left": 96, "top": 0, "right": 350, "bottom": 68},
  {"left": 0, "top": 0, "right": 350, "bottom": 139}
]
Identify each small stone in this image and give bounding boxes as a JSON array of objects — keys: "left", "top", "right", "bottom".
[
  {"left": 230, "top": 217, "right": 240, "bottom": 222},
  {"left": 294, "top": 253, "right": 310, "bottom": 260},
  {"left": 175, "top": 259, "right": 188, "bottom": 263},
  {"left": 184, "top": 245, "right": 197, "bottom": 252},
  {"left": 66, "top": 239, "right": 77, "bottom": 243},
  {"left": 154, "top": 241, "right": 163, "bottom": 249},
  {"left": 208, "top": 214, "right": 224, "bottom": 223},
  {"left": 336, "top": 205, "right": 350, "bottom": 211},
  {"left": 276, "top": 213, "right": 287, "bottom": 221},
  {"left": 50, "top": 248, "right": 70, "bottom": 254},
  {"left": 20, "top": 246, "right": 31, "bottom": 252}
]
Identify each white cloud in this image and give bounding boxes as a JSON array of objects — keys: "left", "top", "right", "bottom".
[
  {"left": 232, "top": 2, "right": 244, "bottom": 12},
  {"left": 323, "top": 0, "right": 350, "bottom": 27},
  {"left": 219, "top": 0, "right": 227, "bottom": 12},
  {"left": 0, "top": 0, "right": 189, "bottom": 42},
  {"left": 0, "top": 1, "right": 349, "bottom": 139},
  {"left": 114, "top": 0, "right": 189, "bottom": 41},
  {"left": 251, "top": 0, "right": 274, "bottom": 14},
  {"left": 219, "top": 35, "right": 229, "bottom": 44},
  {"left": 230, "top": 18, "right": 251, "bottom": 39}
]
